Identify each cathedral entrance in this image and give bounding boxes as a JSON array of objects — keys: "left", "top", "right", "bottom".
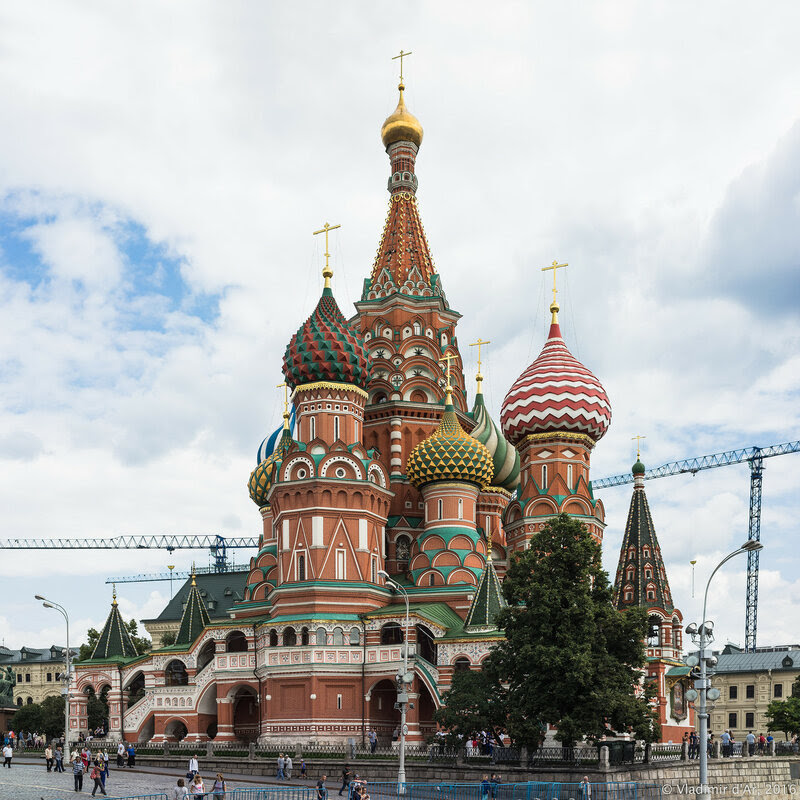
[
  {"left": 232, "top": 686, "right": 259, "bottom": 742},
  {"left": 367, "top": 679, "right": 399, "bottom": 744}
]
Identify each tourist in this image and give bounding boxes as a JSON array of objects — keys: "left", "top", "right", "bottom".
[
  {"left": 300, "top": 758, "right": 307, "bottom": 778},
  {"left": 277, "top": 752, "right": 285, "bottom": 779},
  {"left": 190, "top": 774, "right": 205, "bottom": 796},
  {"left": 127, "top": 742, "right": 136, "bottom": 768},
  {"left": 212, "top": 772, "right": 227, "bottom": 799},
  {"left": 721, "top": 730, "right": 731, "bottom": 758},
  {"left": 102, "top": 749, "right": 109, "bottom": 783},
  {"left": 579, "top": 776, "right": 592, "bottom": 800},
  {"left": 758, "top": 733, "right": 766, "bottom": 755},
  {"left": 339, "top": 764, "right": 352, "bottom": 796},
  {"left": 117, "top": 741, "right": 126, "bottom": 767},
  {"left": 285, "top": 754, "right": 293, "bottom": 779},
  {"left": 173, "top": 778, "right": 189, "bottom": 800},
  {"left": 89, "top": 761, "right": 107, "bottom": 796},
  {"left": 73, "top": 754, "right": 85, "bottom": 792},
  {"left": 369, "top": 729, "right": 377, "bottom": 753},
  {"left": 45, "top": 743, "right": 54, "bottom": 771},
  {"left": 766, "top": 733, "right": 774, "bottom": 752},
  {"left": 480, "top": 775, "right": 491, "bottom": 800},
  {"left": 189, "top": 753, "right": 200, "bottom": 778},
  {"left": 746, "top": 731, "right": 756, "bottom": 756},
  {"left": 2, "top": 741, "right": 12, "bottom": 768},
  {"left": 55, "top": 745, "right": 64, "bottom": 772},
  {"left": 317, "top": 775, "right": 329, "bottom": 800}
]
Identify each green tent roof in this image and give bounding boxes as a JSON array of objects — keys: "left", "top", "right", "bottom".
[
  {"left": 464, "top": 557, "right": 506, "bottom": 633},
  {"left": 175, "top": 576, "right": 212, "bottom": 646},
  {"left": 91, "top": 594, "right": 138, "bottom": 660}
]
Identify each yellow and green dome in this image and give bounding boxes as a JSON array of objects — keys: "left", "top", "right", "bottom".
[
  {"left": 407, "top": 395, "right": 494, "bottom": 489},
  {"left": 248, "top": 425, "right": 294, "bottom": 507}
]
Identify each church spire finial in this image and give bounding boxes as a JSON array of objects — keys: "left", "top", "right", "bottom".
[
  {"left": 277, "top": 381, "right": 290, "bottom": 430},
  {"left": 112, "top": 583, "right": 117, "bottom": 606},
  {"left": 541, "top": 260, "right": 568, "bottom": 325},
  {"left": 439, "top": 352, "right": 457, "bottom": 404},
  {"left": 313, "top": 222, "right": 341, "bottom": 290},
  {"left": 469, "top": 339, "right": 491, "bottom": 395}
]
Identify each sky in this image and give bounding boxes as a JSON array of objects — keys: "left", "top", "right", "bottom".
[{"left": 0, "top": 1, "right": 798, "bottom": 655}]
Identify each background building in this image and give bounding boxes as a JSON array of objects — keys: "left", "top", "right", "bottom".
[{"left": 0, "top": 645, "right": 75, "bottom": 706}]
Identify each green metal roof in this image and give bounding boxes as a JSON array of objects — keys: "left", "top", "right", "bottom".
[
  {"left": 91, "top": 597, "right": 138, "bottom": 660},
  {"left": 145, "top": 570, "right": 249, "bottom": 623},
  {"left": 367, "top": 602, "right": 465, "bottom": 634},
  {"left": 464, "top": 558, "right": 506, "bottom": 632},
  {"left": 175, "top": 579, "right": 212, "bottom": 646}
]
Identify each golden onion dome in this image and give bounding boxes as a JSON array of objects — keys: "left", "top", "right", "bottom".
[
  {"left": 380, "top": 83, "right": 424, "bottom": 149},
  {"left": 406, "top": 392, "right": 493, "bottom": 489}
]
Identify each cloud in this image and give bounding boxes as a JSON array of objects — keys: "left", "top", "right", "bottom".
[{"left": 0, "top": 430, "right": 44, "bottom": 461}]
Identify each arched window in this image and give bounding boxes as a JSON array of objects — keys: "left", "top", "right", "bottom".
[
  {"left": 458, "top": 498, "right": 463, "bottom": 520},
  {"left": 437, "top": 499, "right": 443, "bottom": 520},
  {"left": 301, "top": 627, "right": 310, "bottom": 646},
  {"left": 417, "top": 624, "right": 437, "bottom": 664},
  {"left": 413, "top": 322, "right": 421, "bottom": 335},
  {"left": 332, "top": 627, "right": 344, "bottom": 646},
  {"left": 298, "top": 553, "right": 306, "bottom": 581},
  {"left": 453, "top": 657, "right": 470, "bottom": 672},
  {"left": 309, "top": 416, "right": 316, "bottom": 440},
  {"left": 164, "top": 660, "right": 189, "bottom": 687},
  {"left": 381, "top": 622, "right": 404, "bottom": 645},
  {"left": 647, "top": 616, "right": 661, "bottom": 646},
  {"left": 26, "top": 697, "right": 33, "bottom": 705},
  {"left": 226, "top": 631, "right": 248, "bottom": 652},
  {"left": 541, "top": 465, "right": 548, "bottom": 489},
  {"left": 396, "top": 535, "right": 411, "bottom": 572},
  {"left": 334, "top": 417, "right": 340, "bottom": 441},
  {"left": 316, "top": 627, "right": 327, "bottom": 646},
  {"left": 269, "top": 629, "right": 278, "bottom": 647},
  {"left": 197, "top": 640, "right": 216, "bottom": 672},
  {"left": 349, "top": 627, "right": 361, "bottom": 646},
  {"left": 16, "top": 697, "right": 22, "bottom": 706},
  {"left": 567, "top": 464, "right": 573, "bottom": 487},
  {"left": 283, "top": 627, "right": 297, "bottom": 646}
]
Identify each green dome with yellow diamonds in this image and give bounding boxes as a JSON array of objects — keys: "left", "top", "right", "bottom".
[
  {"left": 407, "top": 395, "right": 494, "bottom": 489},
  {"left": 248, "top": 426, "right": 294, "bottom": 507}
]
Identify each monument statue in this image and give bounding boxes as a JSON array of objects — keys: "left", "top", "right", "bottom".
[{"left": 0, "top": 665, "right": 16, "bottom": 707}]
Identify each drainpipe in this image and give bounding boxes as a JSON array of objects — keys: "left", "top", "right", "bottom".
[
  {"left": 118, "top": 665, "right": 125, "bottom": 744},
  {"left": 253, "top": 623, "right": 262, "bottom": 742},
  {"left": 360, "top": 613, "right": 367, "bottom": 747}
]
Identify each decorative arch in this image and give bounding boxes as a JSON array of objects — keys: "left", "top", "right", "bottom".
[{"left": 319, "top": 456, "right": 364, "bottom": 480}]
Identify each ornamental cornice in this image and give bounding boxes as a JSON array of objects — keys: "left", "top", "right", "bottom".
[
  {"left": 294, "top": 381, "right": 368, "bottom": 399},
  {"left": 523, "top": 432, "right": 595, "bottom": 449}
]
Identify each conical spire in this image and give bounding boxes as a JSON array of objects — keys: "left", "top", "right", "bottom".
[
  {"left": 464, "top": 555, "right": 507, "bottom": 632},
  {"left": 175, "top": 567, "right": 212, "bottom": 646},
  {"left": 613, "top": 460, "right": 674, "bottom": 612},
  {"left": 91, "top": 588, "right": 138, "bottom": 660}
]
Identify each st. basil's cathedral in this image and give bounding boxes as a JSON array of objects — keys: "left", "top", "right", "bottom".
[{"left": 69, "top": 70, "right": 694, "bottom": 746}]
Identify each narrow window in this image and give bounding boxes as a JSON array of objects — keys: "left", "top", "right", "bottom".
[
  {"left": 337, "top": 694, "right": 342, "bottom": 710},
  {"left": 542, "top": 465, "right": 548, "bottom": 489},
  {"left": 371, "top": 557, "right": 377, "bottom": 584},
  {"left": 728, "top": 712, "right": 737, "bottom": 729},
  {"left": 46, "top": 673, "right": 52, "bottom": 682},
  {"left": 334, "top": 416, "right": 340, "bottom": 441},
  {"left": 745, "top": 712, "right": 754, "bottom": 728},
  {"left": 429, "top": 573, "right": 435, "bottom": 586},
  {"left": 567, "top": 464, "right": 573, "bottom": 487},
  {"left": 298, "top": 553, "right": 306, "bottom": 581},
  {"left": 437, "top": 499, "right": 443, "bottom": 520},
  {"left": 336, "top": 549, "right": 346, "bottom": 580},
  {"left": 354, "top": 419, "right": 359, "bottom": 441},
  {"left": 458, "top": 498, "right": 463, "bottom": 520},
  {"left": 774, "top": 684, "right": 783, "bottom": 698},
  {"left": 746, "top": 684, "right": 755, "bottom": 699},
  {"left": 729, "top": 685, "right": 738, "bottom": 700},
  {"left": 309, "top": 415, "right": 316, "bottom": 440}
]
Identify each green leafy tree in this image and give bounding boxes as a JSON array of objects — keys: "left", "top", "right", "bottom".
[
  {"left": 434, "top": 667, "right": 507, "bottom": 743},
  {"left": 487, "top": 513, "right": 660, "bottom": 747},
  {"left": 160, "top": 631, "right": 177, "bottom": 647},
  {"left": 10, "top": 702, "right": 43, "bottom": 734},
  {"left": 127, "top": 618, "right": 151, "bottom": 655},
  {"left": 78, "top": 628, "right": 101, "bottom": 662},
  {"left": 766, "top": 696, "right": 800, "bottom": 738}
]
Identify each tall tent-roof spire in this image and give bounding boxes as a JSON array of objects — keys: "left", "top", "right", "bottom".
[
  {"left": 175, "top": 565, "right": 212, "bottom": 646},
  {"left": 464, "top": 554, "right": 507, "bottom": 632},
  {"left": 613, "top": 459, "right": 674, "bottom": 612},
  {"left": 90, "top": 588, "right": 138, "bottom": 660}
]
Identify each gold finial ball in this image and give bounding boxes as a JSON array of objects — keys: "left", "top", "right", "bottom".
[{"left": 381, "top": 83, "right": 424, "bottom": 149}]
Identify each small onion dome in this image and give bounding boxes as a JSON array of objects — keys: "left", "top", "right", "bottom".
[
  {"left": 500, "top": 308, "right": 611, "bottom": 445},
  {"left": 247, "top": 426, "right": 293, "bottom": 507},
  {"left": 407, "top": 393, "right": 494, "bottom": 489},
  {"left": 381, "top": 83, "right": 423, "bottom": 149},
  {"left": 632, "top": 459, "right": 645, "bottom": 476},
  {"left": 282, "top": 286, "right": 369, "bottom": 390},
  {"left": 471, "top": 391, "right": 520, "bottom": 492}
]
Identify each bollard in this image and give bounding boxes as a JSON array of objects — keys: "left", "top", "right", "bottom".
[
  {"left": 600, "top": 745, "right": 610, "bottom": 771},
  {"left": 249, "top": 742, "right": 256, "bottom": 761},
  {"left": 713, "top": 739, "right": 721, "bottom": 759},
  {"left": 207, "top": 740, "right": 214, "bottom": 758},
  {"left": 682, "top": 741, "right": 689, "bottom": 762},
  {"left": 163, "top": 741, "right": 169, "bottom": 756},
  {"left": 770, "top": 741, "right": 776, "bottom": 756}
]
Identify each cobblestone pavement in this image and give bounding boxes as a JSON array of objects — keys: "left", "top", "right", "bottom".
[{"left": 0, "top": 762, "right": 278, "bottom": 799}]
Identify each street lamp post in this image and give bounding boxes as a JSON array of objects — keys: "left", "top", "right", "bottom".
[
  {"left": 685, "top": 540, "right": 763, "bottom": 793},
  {"left": 35, "top": 595, "right": 72, "bottom": 763},
  {"left": 379, "top": 569, "right": 411, "bottom": 791}
]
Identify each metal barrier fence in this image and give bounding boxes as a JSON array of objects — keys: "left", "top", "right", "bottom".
[
  {"left": 229, "top": 789, "right": 317, "bottom": 800},
  {"left": 49, "top": 795, "right": 168, "bottom": 800},
  {"left": 359, "top": 781, "right": 661, "bottom": 800}
]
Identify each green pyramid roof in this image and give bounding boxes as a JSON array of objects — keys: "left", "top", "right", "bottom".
[
  {"left": 175, "top": 573, "right": 212, "bottom": 646},
  {"left": 91, "top": 592, "right": 138, "bottom": 660},
  {"left": 464, "top": 556, "right": 506, "bottom": 633}
]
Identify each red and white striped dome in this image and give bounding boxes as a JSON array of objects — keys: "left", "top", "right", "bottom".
[{"left": 500, "top": 318, "right": 611, "bottom": 445}]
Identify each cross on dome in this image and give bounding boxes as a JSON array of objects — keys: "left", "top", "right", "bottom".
[
  {"left": 470, "top": 338, "right": 491, "bottom": 393},
  {"left": 392, "top": 49, "right": 413, "bottom": 84},
  {"left": 541, "top": 260, "right": 567, "bottom": 323},
  {"left": 313, "top": 222, "right": 341, "bottom": 289}
]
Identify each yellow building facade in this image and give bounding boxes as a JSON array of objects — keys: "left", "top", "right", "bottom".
[{"left": 0, "top": 646, "right": 75, "bottom": 706}]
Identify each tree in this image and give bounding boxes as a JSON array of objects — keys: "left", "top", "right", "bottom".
[
  {"left": 10, "top": 702, "right": 43, "bottom": 734},
  {"left": 434, "top": 667, "right": 508, "bottom": 744},
  {"left": 487, "top": 513, "right": 660, "bottom": 747},
  {"left": 766, "top": 696, "right": 800, "bottom": 738},
  {"left": 78, "top": 628, "right": 101, "bottom": 662},
  {"left": 160, "top": 631, "right": 177, "bottom": 647},
  {"left": 127, "top": 619, "right": 151, "bottom": 655}
]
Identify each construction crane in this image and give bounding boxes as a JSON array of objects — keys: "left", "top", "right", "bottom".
[
  {"left": 592, "top": 440, "right": 800, "bottom": 652},
  {"left": 0, "top": 534, "right": 258, "bottom": 572},
  {"left": 104, "top": 563, "right": 247, "bottom": 584}
]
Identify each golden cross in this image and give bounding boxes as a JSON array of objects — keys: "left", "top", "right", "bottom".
[
  {"left": 469, "top": 339, "right": 491, "bottom": 393},
  {"left": 541, "top": 260, "right": 568, "bottom": 307},
  {"left": 392, "top": 49, "right": 413, "bottom": 83},
  {"left": 313, "top": 222, "right": 341, "bottom": 289},
  {"left": 277, "top": 381, "right": 290, "bottom": 428},
  {"left": 632, "top": 434, "right": 646, "bottom": 459},
  {"left": 112, "top": 583, "right": 117, "bottom": 604},
  {"left": 439, "top": 352, "right": 458, "bottom": 389}
]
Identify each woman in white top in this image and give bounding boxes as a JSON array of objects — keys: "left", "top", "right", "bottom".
[
  {"left": 172, "top": 778, "right": 189, "bottom": 800},
  {"left": 190, "top": 774, "right": 205, "bottom": 796}
]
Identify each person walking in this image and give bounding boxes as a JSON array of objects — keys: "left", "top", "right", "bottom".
[
  {"left": 117, "top": 741, "right": 125, "bottom": 767},
  {"left": 55, "top": 745, "right": 64, "bottom": 772},
  {"left": 579, "top": 776, "right": 592, "bottom": 800},
  {"left": 45, "top": 744, "right": 54, "bottom": 771},
  {"left": 189, "top": 754, "right": 200, "bottom": 778},
  {"left": 300, "top": 758, "right": 307, "bottom": 778},
  {"left": 277, "top": 753, "right": 285, "bottom": 780},
  {"left": 73, "top": 755, "right": 85, "bottom": 792},
  {"left": 126, "top": 743, "right": 136, "bottom": 768},
  {"left": 2, "top": 742, "right": 12, "bottom": 768},
  {"left": 480, "top": 775, "right": 491, "bottom": 800},
  {"left": 285, "top": 754, "right": 293, "bottom": 780},
  {"left": 101, "top": 749, "right": 109, "bottom": 785},
  {"left": 172, "top": 778, "right": 189, "bottom": 800},
  {"left": 339, "top": 764, "right": 352, "bottom": 796},
  {"left": 212, "top": 772, "right": 227, "bottom": 799},
  {"left": 317, "top": 775, "right": 329, "bottom": 800},
  {"left": 369, "top": 729, "right": 377, "bottom": 754},
  {"left": 89, "top": 762, "right": 107, "bottom": 796}
]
